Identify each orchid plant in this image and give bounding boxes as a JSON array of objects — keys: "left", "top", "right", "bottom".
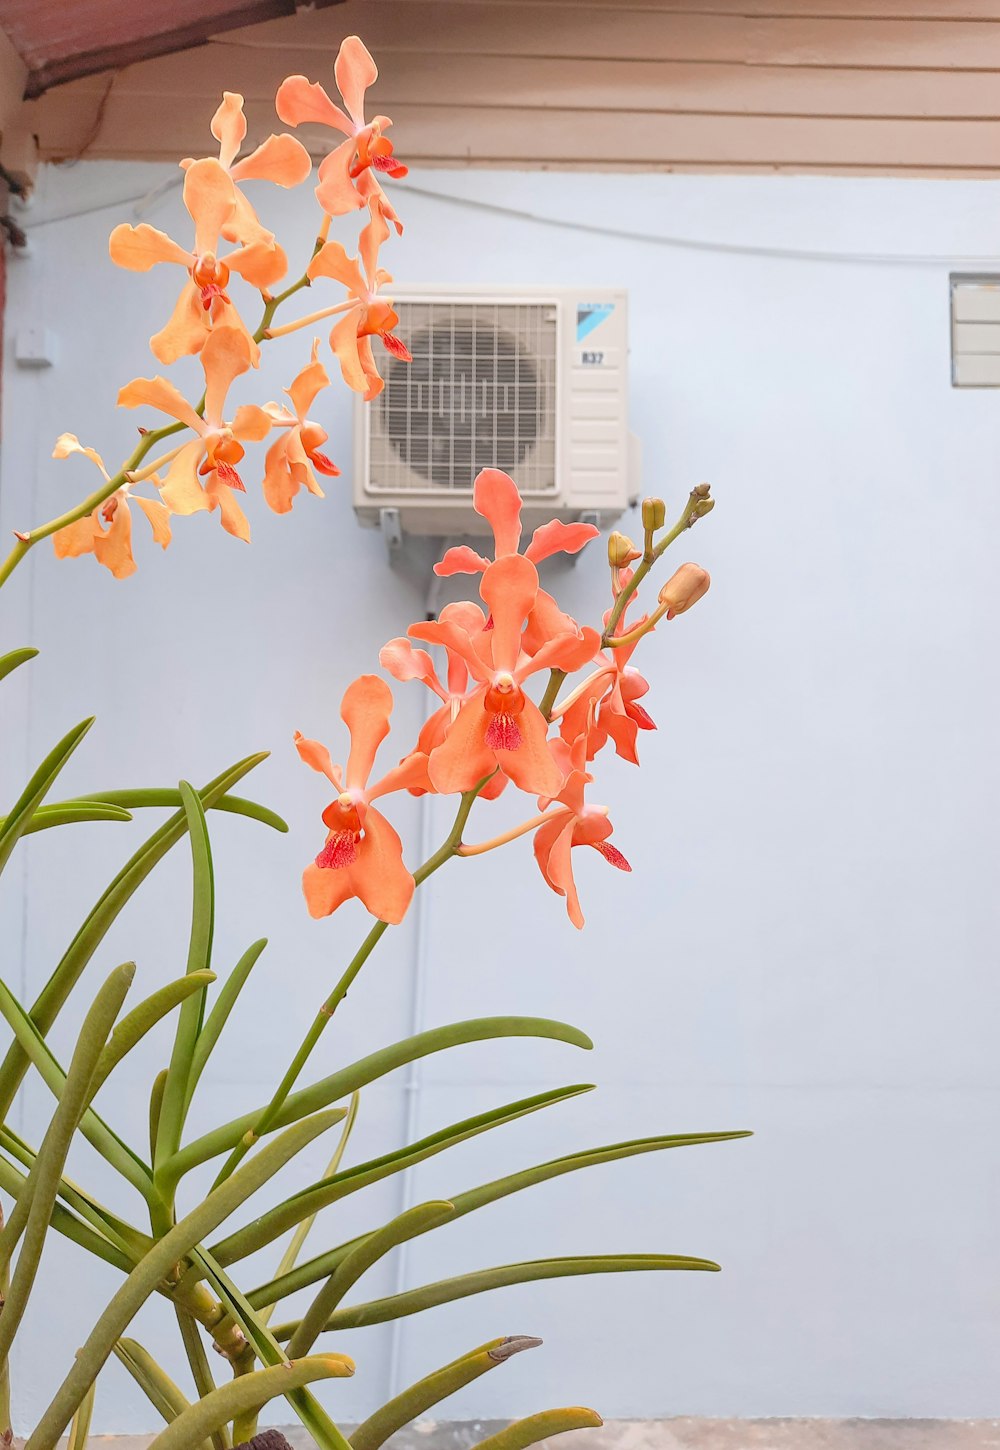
[{"left": 0, "top": 34, "right": 745, "bottom": 1450}]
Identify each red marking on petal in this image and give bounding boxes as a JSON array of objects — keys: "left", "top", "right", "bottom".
[
  {"left": 485, "top": 713, "right": 523, "bottom": 752},
  {"left": 483, "top": 614, "right": 495, "bottom": 630},
  {"left": 315, "top": 830, "right": 359, "bottom": 869},
  {"left": 594, "top": 841, "right": 631, "bottom": 872},
  {"left": 200, "top": 283, "right": 230, "bottom": 311},
  {"left": 215, "top": 461, "right": 246, "bottom": 492},
  {"left": 372, "top": 154, "right": 408, "bottom": 176},
  {"left": 309, "top": 450, "right": 341, "bottom": 477},
  {"left": 629, "top": 703, "right": 656, "bottom": 730},
  {"left": 380, "top": 331, "right": 412, "bottom": 361}
]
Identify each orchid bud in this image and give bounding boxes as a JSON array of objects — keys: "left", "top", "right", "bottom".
[
  {"left": 658, "top": 563, "right": 710, "bottom": 618},
  {"left": 641, "top": 497, "right": 666, "bottom": 532},
  {"left": 608, "top": 531, "right": 640, "bottom": 568},
  {"left": 687, "top": 483, "right": 715, "bottom": 525}
]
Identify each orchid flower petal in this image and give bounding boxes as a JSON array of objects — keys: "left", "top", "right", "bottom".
[
  {"left": 341, "top": 674, "right": 393, "bottom": 789},
  {"left": 211, "top": 92, "right": 248, "bottom": 171},
  {"left": 276, "top": 75, "right": 353, "bottom": 134}
]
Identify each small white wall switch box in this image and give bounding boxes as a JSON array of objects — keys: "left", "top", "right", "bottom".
[{"left": 14, "top": 326, "right": 56, "bottom": 368}]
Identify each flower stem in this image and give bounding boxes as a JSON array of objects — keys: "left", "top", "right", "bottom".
[
  {"left": 209, "top": 776, "right": 494, "bottom": 1190},
  {"left": 458, "top": 808, "right": 570, "bottom": 857}
]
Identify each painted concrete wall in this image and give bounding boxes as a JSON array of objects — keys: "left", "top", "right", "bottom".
[{"left": 1, "top": 161, "right": 999, "bottom": 1432}]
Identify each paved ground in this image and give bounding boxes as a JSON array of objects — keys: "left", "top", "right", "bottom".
[{"left": 74, "top": 1420, "right": 1000, "bottom": 1450}]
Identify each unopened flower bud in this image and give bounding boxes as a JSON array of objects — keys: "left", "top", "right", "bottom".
[
  {"left": 658, "top": 563, "right": 710, "bottom": 618},
  {"left": 641, "top": 497, "right": 666, "bottom": 532},
  {"left": 608, "top": 531, "right": 640, "bottom": 568},
  {"left": 686, "top": 483, "right": 715, "bottom": 525}
]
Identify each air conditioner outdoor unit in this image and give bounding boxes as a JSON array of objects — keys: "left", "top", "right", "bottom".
[{"left": 353, "top": 284, "right": 639, "bottom": 538}]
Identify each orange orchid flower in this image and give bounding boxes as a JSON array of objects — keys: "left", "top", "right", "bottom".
[
  {"left": 276, "top": 36, "right": 407, "bottom": 222},
  {"left": 109, "top": 158, "right": 275, "bottom": 365},
  {"left": 306, "top": 196, "right": 410, "bottom": 400},
  {"left": 534, "top": 760, "right": 631, "bottom": 930},
  {"left": 262, "top": 341, "right": 339, "bottom": 513},
  {"left": 180, "top": 91, "right": 313, "bottom": 290},
  {"left": 434, "top": 469, "right": 600, "bottom": 652},
  {"left": 409, "top": 555, "right": 600, "bottom": 798},
  {"left": 51, "top": 434, "right": 171, "bottom": 580},
  {"left": 296, "top": 675, "right": 428, "bottom": 923},
  {"left": 558, "top": 597, "right": 656, "bottom": 766},
  {"left": 117, "top": 327, "right": 272, "bottom": 542},
  {"left": 380, "top": 603, "right": 507, "bottom": 800}
]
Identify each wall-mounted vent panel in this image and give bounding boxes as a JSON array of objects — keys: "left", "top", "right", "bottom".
[
  {"left": 354, "top": 285, "right": 637, "bottom": 536},
  {"left": 951, "top": 275, "right": 1000, "bottom": 387}
]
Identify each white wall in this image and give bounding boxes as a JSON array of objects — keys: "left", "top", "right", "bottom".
[{"left": 1, "top": 160, "right": 999, "bottom": 1432}]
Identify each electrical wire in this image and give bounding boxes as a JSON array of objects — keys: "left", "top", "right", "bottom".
[{"left": 19, "top": 169, "right": 1000, "bottom": 270}]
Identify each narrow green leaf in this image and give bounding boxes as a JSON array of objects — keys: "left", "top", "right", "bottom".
[
  {"left": 256, "top": 1129, "right": 751, "bottom": 1307},
  {"left": 0, "top": 1151, "right": 132, "bottom": 1273},
  {"left": 154, "top": 783, "right": 215, "bottom": 1184},
  {"left": 0, "top": 1126, "right": 150, "bottom": 1261},
  {"left": 185, "top": 940, "right": 267, "bottom": 1111},
  {"left": 473, "top": 1408, "right": 603, "bottom": 1450},
  {"left": 173, "top": 1312, "right": 226, "bottom": 1450},
  {"left": 175, "top": 1018, "right": 592, "bottom": 1186},
  {"left": 0, "top": 963, "right": 135, "bottom": 1365},
  {"left": 15, "top": 803, "right": 133, "bottom": 835},
  {"left": 149, "top": 1069, "right": 168, "bottom": 1164},
  {"left": 0, "top": 645, "right": 38, "bottom": 683},
  {"left": 229, "top": 1084, "right": 593, "bottom": 1277},
  {"left": 113, "top": 1339, "right": 191, "bottom": 1426},
  {"left": 288, "top": 1201, "right": 455, "bottom": 1358},
  {"left": 0, "top": 717, "right": 95, "bottom": 876},
  {"left": 0, "top": 974, "right": 155, "bottom": 1201},
  {"left": 0, "top": 752, "right": 270, "bottom": 1123},
  {"left": 271, "top": 1255, "right": 720, "bottom": 1339},
  {"left": 62, "top": 790, "right": 288, "bottom": 834},
  {"left": 260, "top": 1089, "right": 359, "bottom": 1327},
  {"left": 27, "top": 1108, "right": 345, "bottom": 1450},
  {"left": 350, "top": 1337, "right": 542, "bottom": 1450},
  {"left": 145, "top": 1356, "right": 354, "bottom": 1450},
  {"left": 349, "top": 1341, "right": 539, "bottom": 1450},
  {"left": 91, "top": 972, "right": 216, "bottom": 1098},
  {"left": 67, "top": 1382, "right": 95, "bottom": 1450},
  {"left": 183, "top": 1247, "right": 354, "bottom": 1450}
]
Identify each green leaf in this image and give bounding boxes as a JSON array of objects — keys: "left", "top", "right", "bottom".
[
  {"left": 260, "top": 1089, "right": 359, "bottom": 1328},
  {"left": 186, "top": 1247, "right": 354, "bottom": 1450},
  {"left": 0, "top": 1150, "right": 132, "bottom": 1273},
  {"left": 174, "top": 1018, "right": 592, "bottom": 1187},
  {"left": 472, "top": 1408, "right": 603, "bottom": 1450},
  {"left": 231, "top": 1084, "right": 593, "bottom": 1278},
  {"left": 250, "top": 1122, "right": 743, "bottom": 1305},
  {"left": 0, "top": 1125, "right": 150, "bottom": 1260},
  {"left": 0, "top": 963, "right": 135, "bottom": 1366},
  {"left": 113, "top": 1339, "right": 191, "bottom": 1427},
  {"left": 271, "top": 1254, "right": 720, "bottom": 1339},
  {"left": 91, "top": 972, "right": 216, "bottom": 1098},
  {"left": 67, "top": 1383, "right": 95, "bottom": 1450},
  {"left": 144, "top": 1356, "right": 354, "bottom": 1450},
  {"left": 15, "top": 802, "right": 133, "bottom": 835},
  {"left": 185, "top": 940, "right": 267, "bottom": 1112},
  {"left": 0, "top": 752, "right": 270, "bottom": 1124},
  {"left": 62, "top": 789, "right": 288, "bottom": 834},
  {"left": 0, "top": 645, "right": 38, "bottom": 683},
  {"left": 287, "top": 1201, "right": 455, "bottom": 1358},
  {"left": 0, "top": 717, "right": 95, "bottom": 876},
  {"left": 26, "top": 1109, "right": 346, "bottom": 1450},
  {"left": 350, "top": 1337, "right": 542, "bottom": 1450},
  {"left": 154, "top": 783, "right": 215, "bottom": 1190},
  {"left": 0, "top": 974, "right": 155, "bottom": 1201}
]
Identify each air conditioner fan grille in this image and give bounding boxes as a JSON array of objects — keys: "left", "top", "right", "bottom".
[{"left": 368, "top": 301, "right": 558, "bottom": 494}]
